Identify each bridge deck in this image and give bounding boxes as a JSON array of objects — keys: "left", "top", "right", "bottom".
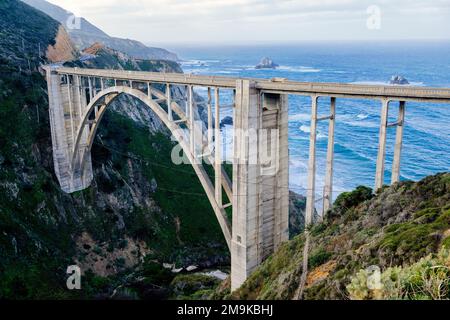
[{"left": 53, "top": 67, "right": 450, "bottom": 103}]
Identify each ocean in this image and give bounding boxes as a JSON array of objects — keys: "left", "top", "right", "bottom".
[{"left": 165, "top": 42, "right": 450, "bottom": 201}]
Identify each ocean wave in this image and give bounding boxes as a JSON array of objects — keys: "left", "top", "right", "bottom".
[
  {"left": 298, "top": 125, "right": 327, "bottom": 139},
  {"left": 357, "top": 114, "right": 369, "bottom": 120},
  {"left": 215, "top": 70, "right": 235, "bottom": 74},
  {"left": 277, "top": 65, "right": 321, "bottom": 73},
  {"left": 300, "top": 125, "right": 310, "bottom": 133},
  {"left": 350, "top": 81, "right": 425, "bottom": 87},
  {"left": 343, "top": 120, "right": 379, "bottom": 128},
  {"left": 180, "top": 59, "right": 211, "bottom": 67},
  {"left": 334, "top": 142, "right": 377, "bottom": 163},
  {"left": 289, "top": 158, "right": 308, "bottom": 170},
  {"left": 290, "top": 113, "right": 311, "bottom": 122}
]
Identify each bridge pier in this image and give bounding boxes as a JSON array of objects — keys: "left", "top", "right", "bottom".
[
  {"left": 305, "top": 95, "right": 318, "bottom": 227},
  {"left": 391, "top": 101, "right": 405, "bottom": 184},
  {"left": 231, "top": 80, "right": 289, "bottom": 291},
  {"left": 375, "top": 100, "right": 406, "bottom": 190},
  {"left": 375, "top": 99, "right": 390, "bottom": 191},
  {"left": 46, "top": 69, "right": 93, "bottom": 193},
  {"left": 323, "top": 97, "right": 336, "bottom": 214}
]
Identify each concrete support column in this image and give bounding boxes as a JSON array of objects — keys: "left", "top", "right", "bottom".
[
  {"left": 264, "top": 93, "right": 289, "bottom": 251},
  {"left": 80, "top": 77, "right": 87, "bottom": 112},
  {"left": 232, "top": 80, "right": 260, "bottom": 291},
  {"left": 323, "top": 97, "right": 336, "bottom": 214},
  {"left": 73, "top": 76, "right": 83, "bottom": 121},
  {"left": 391, "top": 101, "right": 405, "bottom": 184},
  {"left": 214, "top": 88, "right": 222, "bottom": 207},
  {"left": 185, "top": 85, "right": 189, "bottom": 118},
  {"left": 66, "top": 75, "right": 75, "bottom": 148},
  {"left": 207, "top": 88, "right": 213, "bottom": 152},
  {"left": 88, "top": 77, "right": 93, "bottom": 102},
  {"left": 166, "top": 83, "right": 173, "bottom": 121},
  {"left": 305, "top": 95, "right": 318, "bottom": 227},
  {"left": 231, "top": 80, "right": 289, "bottom": 291},
  {"left": 189, "top": 85, "right": 195, "bottom": 154},
  {"left": 375, "top": 99, "right": 390, "bottom": 191}
]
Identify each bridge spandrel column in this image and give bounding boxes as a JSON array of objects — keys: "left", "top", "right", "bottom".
[
  {"left": 231, "top": 81, "right": 289, "bottom": 291},
  {"left": 391, "top": 101, "right": 405, "bottom": 184},
  {"left": 305, "top": 95, "right": 318, "bottom": 228},
  {"left": 375, "top": 99, "right": 390, "bottom": 191}
]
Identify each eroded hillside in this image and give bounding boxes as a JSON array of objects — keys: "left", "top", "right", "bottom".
[
  {"left": 216, "top": 173, "right": 450, "bottom": 300},
  {"left": 0, "top": 0, "right": 227, "bottom": 299}
]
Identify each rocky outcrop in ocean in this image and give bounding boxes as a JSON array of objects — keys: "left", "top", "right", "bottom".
[
  {"left": 255, "top": 57, "right": 279, "bottom": 69},
  {"left": 389, "top": 75, "right": 409, "bottom": 85}
]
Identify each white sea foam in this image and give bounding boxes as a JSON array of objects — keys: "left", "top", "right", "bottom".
[
  {"left": 290, "top": 113, "right": 311, "bottom": 122},
  {"left": 216, "top": 70, "right": 234, "bottom": 74},
  {"left": 289, "top": 158, "right": 308, "bottom": 170},
  {"left": 357, "top": 114, "right": 369, "bottom": 120},
  {"left": 300, "top": 125, "right": 310, "bottom": 133},
  {"left": 180, "top": 59, "right": 211, "bottom": 67},
  {"left": 277, "top": 65, "right": 321, "bottom": 73},
  {"left": 344, "top": 121, "right": 379, "bottom": 128},
  {"left": 350, "top": 81, "right": 425, "bottom": 87},
  {"left": 296, "top": 125, "right": 327, "bottom": 139}
]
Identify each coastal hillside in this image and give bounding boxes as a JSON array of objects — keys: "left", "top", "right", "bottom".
[
  {"left": 0, "top": 0, "right": 309, "bottom": 299},
  {"left": 0, "top": 0, "right": 227, "bottom": 299},
  {"left": 214, "top": 173, "right": 450, "bottom": 300},
  {"left": 21, "top": 0, "right": 179, "bottom": 61}
]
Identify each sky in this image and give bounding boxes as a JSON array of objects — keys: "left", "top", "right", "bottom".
[{"left": 47, "top": 0, "right": 450, "bottom": 45}]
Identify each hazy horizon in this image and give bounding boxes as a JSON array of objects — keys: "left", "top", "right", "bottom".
[
  {"left": 147, "top": 38, "right": 450, "bottom": 48},
  {"left": 46, "top": 0, "right": 450, "bottom": 45}
]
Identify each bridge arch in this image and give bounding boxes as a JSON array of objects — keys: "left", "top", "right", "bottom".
[
  {"left": 72, "top": 85, "right": 231, "bottom": 248},
  {"left": 46, "top": 67, "right": 293, "bottom": 290}
]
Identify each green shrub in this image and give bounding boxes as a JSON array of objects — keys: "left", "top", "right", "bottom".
[
  {"left": 142, "top": 260, "right": 174, "bottom": 286},
  {"left": 170, "top": 274, "right": 219, "bottom": 299},
  {"left": 332, "top": 186, "right": 373, "bottom": 216},
  {"left": 308, "top": 248, "right": 332, "bottom": 269},
  {"left": 347, "top": 248, "right": 450, "bottom": 300}
]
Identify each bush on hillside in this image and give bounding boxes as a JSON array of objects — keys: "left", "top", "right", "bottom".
[{"left": 347, "top": 247, "right": 450, "bottom": 300}]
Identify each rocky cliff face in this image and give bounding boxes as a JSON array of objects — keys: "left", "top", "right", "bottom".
[
  {"left": 22, "top": 0, "right": 179, "bottom": 61},
  {"left": 0, "top": 0, "right": 225, "bottom": 299},
  {"left": 45, "top": 25, "right": 78, "bottom": 63},
  {"left": 0, "top": 0, "right": 59, "bottom": 70}
]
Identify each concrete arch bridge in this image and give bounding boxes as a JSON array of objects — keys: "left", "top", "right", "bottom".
[{"left": 44, "top": 66, "right": 450, "bottom": 290}]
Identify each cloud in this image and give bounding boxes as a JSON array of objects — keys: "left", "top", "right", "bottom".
[{"left": 46, "top": 0, "right": 450, "bottom": 43}]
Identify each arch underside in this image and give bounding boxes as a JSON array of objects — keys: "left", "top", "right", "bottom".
[{"left": 71, "top": 85, "right": 232, "bottom": 248}]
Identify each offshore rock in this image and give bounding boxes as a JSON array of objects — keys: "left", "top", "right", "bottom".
[
  {"left": 389, "top": 75, "right": 409, "bottom": 85},
  {"left": 255, "top": 57, "right": 279, "bottom": 69}
]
